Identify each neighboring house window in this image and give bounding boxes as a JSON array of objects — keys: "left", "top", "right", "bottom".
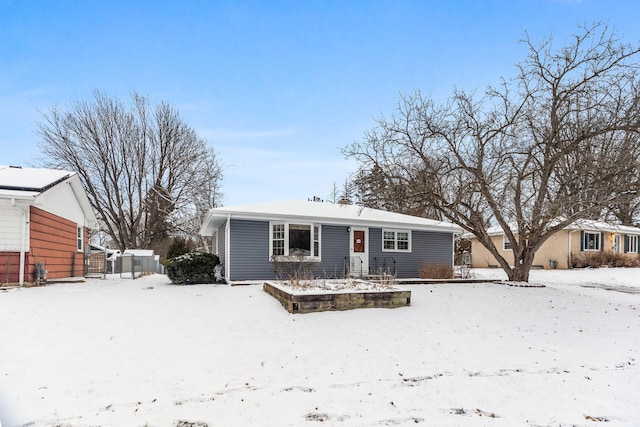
[
  {"left": 503, "top": 235, "right": 512, "bottom": 251},
  {"left": 626, "top": 234, "right": 639, "bottom": 254},
  {"left": 77, "top": 226, "right": 83, "bottom": 252},
  {"left": 582, "top": 231, "right": 601, "bottom": 251},
  {"left": 382, "top": 229, "right": 411, "bottom": 252},
  {"left": 270, "top": 222, "right": 321, "bottom": 260}
]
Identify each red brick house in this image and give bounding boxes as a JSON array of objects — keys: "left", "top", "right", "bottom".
[{"left": 0, "top": 166, "right": 98, "bottom": 285}]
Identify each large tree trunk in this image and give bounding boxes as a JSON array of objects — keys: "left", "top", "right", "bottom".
[{"left": 507, "top": 264, "right": 531, "bottom": 282}]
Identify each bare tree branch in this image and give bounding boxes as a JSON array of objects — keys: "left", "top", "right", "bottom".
[{"left": 345, "top": 23, "right": 640, "bottom": 282}]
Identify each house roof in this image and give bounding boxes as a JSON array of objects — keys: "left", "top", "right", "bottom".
[
  {"left": 123, "top": 249, "right": 155, "bottom": 257},
  {"left": 477, "top": 219, "right": 640, "bottom": 237},
  {"left": 0, "top": 165, "right": 98, "bottom": 229},
  {"left": 199, "top": 200, "right": 463, "bottom": 235},
  {"left": 0, "top": 165, "right": 73, "bottom": 199}
]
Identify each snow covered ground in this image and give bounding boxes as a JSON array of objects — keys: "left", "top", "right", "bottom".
[{"left": 0, "top": 269, "right": 638, "bottom": 426}]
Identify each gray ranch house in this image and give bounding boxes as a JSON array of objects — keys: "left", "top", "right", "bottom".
[{"left": 199, "top": 200, "right": 462, "bottom": 283}]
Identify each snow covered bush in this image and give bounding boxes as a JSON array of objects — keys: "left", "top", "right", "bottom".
[{"left": 166, "top": 252, "right": 220, "bottom": 284}]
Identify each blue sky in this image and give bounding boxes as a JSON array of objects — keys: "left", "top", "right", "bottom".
[{"left": 2, "top": 0, "right": 639, "bottom": 206}]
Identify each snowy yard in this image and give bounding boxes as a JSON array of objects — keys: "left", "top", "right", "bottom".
[{"left": 0, "top": 269, "right": 639, "bottom": 426}]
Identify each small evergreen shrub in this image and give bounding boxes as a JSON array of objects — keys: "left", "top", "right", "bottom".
[
  {"left": 166, "top": 252, "right": 220, "bottom": 284},
  {"left": 166, "top": 237, "right": 195, "bottom": 260}
]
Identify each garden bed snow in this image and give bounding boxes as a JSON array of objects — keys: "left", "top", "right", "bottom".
[{"left": 264, "top": 279, "right": 411, "bottom": 313}]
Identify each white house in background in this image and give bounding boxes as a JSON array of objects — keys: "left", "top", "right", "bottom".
[
  {"left": 199, "top": 200, "right": 462, "bottom": 283},
  {"left": 0, "top": 165, "right": 98, "bottom": 285}
]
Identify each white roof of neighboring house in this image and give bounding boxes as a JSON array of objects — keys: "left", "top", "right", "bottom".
[
  {"left": 0, "top": 165, "right": 98, "bottom": 229},
  {"left": 123, "top": 249, "right": 155, "bottom": 257},
  {"left": 200, "top": 200, "right": 463, "bottom": 235},
  {"left": 565, "top": 219, "right": 640, "bottom": 234},
  {"left": 476, "top": 219, "right": 640, "bottom": 237},
  {"left": 0, "top": 165, "right": 74, "bottom": 193},
  {"left": 89, "top": 243, "right": 120, "bottom": 256}
]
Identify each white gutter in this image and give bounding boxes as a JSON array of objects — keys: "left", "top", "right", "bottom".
[{"left": 225, "top": 213, "right": 231, "bottom": 283}]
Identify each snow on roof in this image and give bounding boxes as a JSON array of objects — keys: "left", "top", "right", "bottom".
[
  {"left": 0, "top": 165, "right": 99, "bottom": 229},
  {"left": 477, "top": 218, "right": 640, "bottom": 237},
  {"left": 123, "top": 249, "right": 155, "bottom": 256},
  {"left": 0, "top": 165, "right": 73, "bottom": 192},
  {"left": 565, "top": 219, "right": 640, "bottom": 234},
  {"left": 200, "top": 200, "right": 463, "bottom": 235}
]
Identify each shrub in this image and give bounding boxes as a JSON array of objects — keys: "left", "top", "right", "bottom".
[
  {"left": 572, "top": 251, "right": 640, "bottom": 268},
  {"left": 271, "top": 255, "right": 315, "bottom": 284},
  {"left": 420, "top": 263, "right": 454, "bottom": 279},
  {"left": 166, "top": 237, "right": 195, "bottom": 260},
  {"left": 166, "top": 252, "right": 220, "bottom": 284}
]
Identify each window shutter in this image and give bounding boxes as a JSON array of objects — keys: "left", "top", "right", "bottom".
[
  {"left": 580, "top": 231, "right": 584, "bottom": 251},
  {"left": 600, "top": 232, "right": 604, "bottom": 251},
  {"left": 624, "top": 235, "right": 629, "bottom": 253}
]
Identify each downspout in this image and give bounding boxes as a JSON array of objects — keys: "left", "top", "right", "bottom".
[
  {"left": 225, "top": 213, "right": 231, "bottom": 283},
  {"left": 452, "top": 233, "right": 457, "bottom": 267},
  {"left": 11, "top": 199, "right": 27, "bottom": 286},
  {"left": 567, "top": 230, "right": 574, "bottom": 269}
]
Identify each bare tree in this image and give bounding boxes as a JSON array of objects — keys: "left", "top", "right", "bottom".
[
  {"left": 345, "top": 23, "right": 640, "bottom": 282},
  {"left": 327, "top": 181, "right": 341, "bottom": 204},
  {"left": 38, "top": 91, "right": 223, "bottom": 255},
  {"left": 351, "top": 164, "right": 443, "bottom": 219}
]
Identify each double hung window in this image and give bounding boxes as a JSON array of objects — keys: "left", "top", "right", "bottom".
[
  {"left": 382, "top": 229, "right": 411, "bottom": 252},
  {"left": 503, "top": 235, "right": 512, "bottom": 251},
  {"left": 77, "top": 226, "right": 83, "bottom": 252}
]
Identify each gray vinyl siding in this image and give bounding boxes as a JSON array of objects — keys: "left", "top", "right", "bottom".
[
  {"left": 215, "top": 222, "right": 226, "bottom": 270},
  {"left": 315, "top": 225, "right": 350, "bottom": 278},
  {"left": 369, "top": 228, "right": 453, "bottom": 278},
  {"left": 228, "top": 220, "right": 350, "bottom": 281},
  {"left": 227, "top": 219, "right": 453, "bottom": 281},
  {"left": 229, "top": 219, "right": 272, "bottom": 280}
]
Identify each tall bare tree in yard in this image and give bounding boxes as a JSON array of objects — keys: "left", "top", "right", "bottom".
[
  {"left": 345, "top": 23, "right": 640, "bottom": 282},
  {"left": 38, "top": 91, "right": 223, "bottom": 256}
]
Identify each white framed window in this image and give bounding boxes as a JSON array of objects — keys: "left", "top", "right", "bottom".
[
  {"left": 382, "top": 229, "right": 411, "bottom": 252},
  {"left": 627, "top": 234, "right": 639, "bottom": 253},
  {"left": 503, "top": 235, "right": 512, "bottom": 251},
  {"left": 313, "top": 225, "right": 320, "bottom": 257},
  {"left": 270, "top": 222, "right": 321, "bottom": 260},
  {"left": 77, "top": 226, "right": 83, "bottom": 252},
  {"left": 272, "top": 223, "right": 285, "bottom": 256},
  {"left": 583, "top": 231, "right": 601, "bottom": 251}
]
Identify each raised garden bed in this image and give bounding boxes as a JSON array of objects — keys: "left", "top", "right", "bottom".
[{"left": 263, "top": 279, "right": 411, "bottom": 314}]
